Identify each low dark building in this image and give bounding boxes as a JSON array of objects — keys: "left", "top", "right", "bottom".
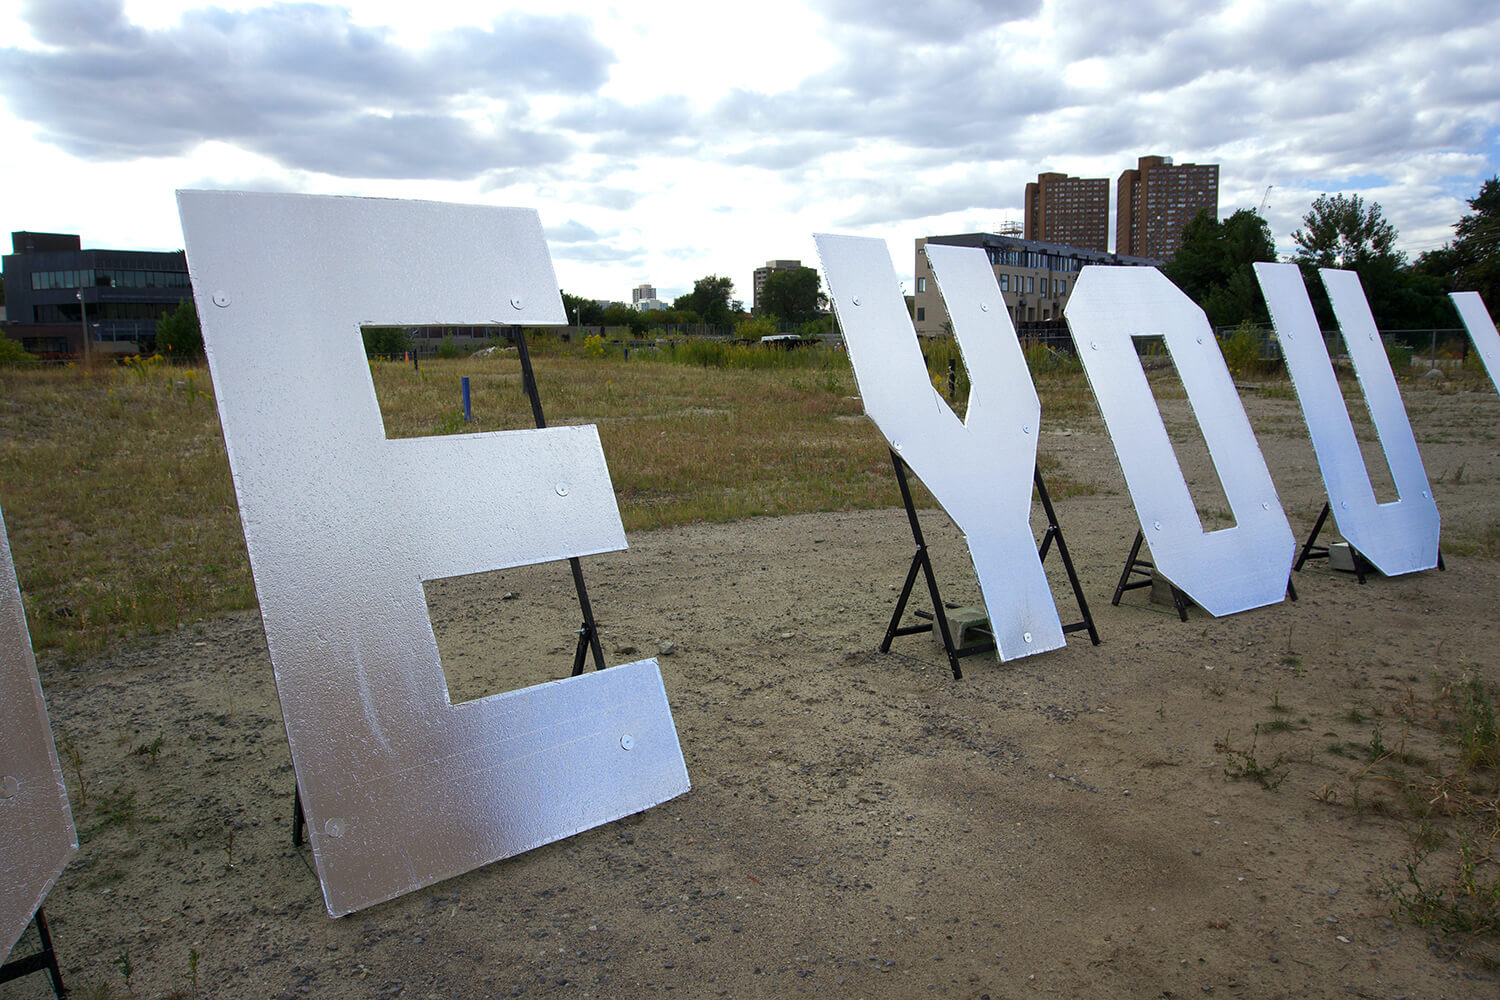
[{"left": 2, "top": 231, "right": 192, "bottom": 358}]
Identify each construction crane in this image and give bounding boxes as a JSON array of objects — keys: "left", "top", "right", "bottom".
[{"left": 1258, "top": 185, "right": 1273, "bottom": 216}]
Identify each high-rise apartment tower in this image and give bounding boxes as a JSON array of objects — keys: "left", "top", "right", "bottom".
[
  {"left": 1115, "top": 155, "right": 1219, "bottom": 259},
  {"left": 1023, "top": 172, "right": 1109, "bottom": 251}
]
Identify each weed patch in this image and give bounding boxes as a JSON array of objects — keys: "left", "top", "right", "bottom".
[
  {"left": 1215, "top": 724, "right": 1290, "bottom": 789},
  {"left": 1318, "top": 672, "right": 1500, "bottom": 959}
]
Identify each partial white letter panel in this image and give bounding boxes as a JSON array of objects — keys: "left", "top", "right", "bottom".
[{"left": 0, "top": 502, "right": 77, "bottom": 960}]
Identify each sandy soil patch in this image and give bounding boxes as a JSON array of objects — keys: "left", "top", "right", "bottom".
[{"left": 6, "top": 380, "right": 1499, "bottom": 999}]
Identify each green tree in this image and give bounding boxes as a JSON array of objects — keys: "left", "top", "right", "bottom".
[
  {"left": 1422, "top": 176, "right": 1500, "bottom": 314},
  {"left": 155, "top": 297, "right": 203, "bottom": 359},
  {"left": 757, "top": 266, "right": 824, "bottom": 324},
  {"left": 560, "top": 291, "right": 604, "bottom": 328},
  {"left": 1163, "top": 208, "right": 1276, "bottom": 329},
  {"left": 1289, "top": 193, "right": 1447, "bottom": 330},
  {"left": 1292, "top": 193, "right": 1403, "bottom": 270},
  {"left": 674, "top": 275, "right": 735, "bottom": 330},
  {"left": 600, "top": 302, "right": 648, "bottom": 335},
  {"left": 1454, "top": 177, "right": 1500, "bottom": 309},
  {"left": 361, "top": 325, "right": 410, "bottom": 357}
]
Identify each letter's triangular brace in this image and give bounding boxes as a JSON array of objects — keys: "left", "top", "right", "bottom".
[
  {"left": 1293, "top": 501, "right": 1445, "bottom": 585},
  {"left": 1113, "top": 531, "right": 1298, "bottom": 619},
  {"left": 291, "top": 326, "right": 610, "bottom": 851},
  {"left": 0, "top": 908, "right": 66, "bottom": 998},
  {"left": 880, "top": 451, "right": 1099, "bottom": 679}
]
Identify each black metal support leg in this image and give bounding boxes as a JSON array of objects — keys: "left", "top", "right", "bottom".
[
  {"left": 1112, "top": 529, "right": 1147, "bottom": 606},
  {"left": 511, "top": 329, "right": 607, "bottom": 676},
  {"left": 1294, "top": 502, "right": 1332, "bottom": 573},
  {"left": 882, "top": 451, "right": 969, "bottom": 678},
  {"left": 568, "top": 556, "right": 606, "bottom": 676},
  {"left": 880, "top": 546, "right": 928, "bottom": 653},
  {"left": 1297, "top": 500, "right": 1387, "bottom": 584},
  {"left": 1034, "top": 468, "right": 1100, "bottom": 645},
  {"left": 292, "top": 785, "right": 306, "bottom": 847},
  {"left": 0, "top": 907, "right": 67, "bottom": 997},
  {"left": 1112, "top": 529, "right": 1189, "bottom": 620}
]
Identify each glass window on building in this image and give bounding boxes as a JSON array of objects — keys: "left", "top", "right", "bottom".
[{"left": 916, "top": 277, "right": 926, "bottom": 293}]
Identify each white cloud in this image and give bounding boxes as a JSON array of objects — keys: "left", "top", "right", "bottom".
[{"left": 2, "top": 0, "right": 1498, "bottom": 298}]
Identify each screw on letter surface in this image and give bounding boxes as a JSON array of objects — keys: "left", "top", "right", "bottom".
[
  {"left": 212, "top": 292, "right": 231, "bottom": 308},
  {"left": 555, "top": 483, "right": 570, "bottom": 497},
  {"left": 510, "top": 297, "right": 524, "bottom": 309},
  {"left": 620, "top": 734, "right": 635, "bottom": 751}
]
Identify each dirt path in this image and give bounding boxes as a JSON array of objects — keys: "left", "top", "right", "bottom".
[{"left": 7, "top": 379, "right": 1499, "bottom": 998}]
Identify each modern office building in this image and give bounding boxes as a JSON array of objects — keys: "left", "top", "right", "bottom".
[
  {"left": 1, "top": 231, "right": 191, "bottom": 357},
  {"left": 911, "top": 233, "right": 1158, "bottom": 338},
  {"left": 1115, "top": 155, "right": 1219, "bottom": 259},
  {"left": 752, "top": 259, "right": 803, "bottom": 313},
  {"left": 1023, "top": 172, "right": 1109, "bottom": 251}
]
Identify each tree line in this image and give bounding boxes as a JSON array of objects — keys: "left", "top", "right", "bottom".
[
  {"left": 1164, "top": 177, "right": 1499, "bottom": 335},
  {"left": 562, "top": 266, "right": 828, "bottom": 338},
  {"left": 145, "top": 178, "right": 1499, "bottom": 359}
]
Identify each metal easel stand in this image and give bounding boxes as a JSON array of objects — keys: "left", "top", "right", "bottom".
[
  {"left": 1293, "top": 501, "right": 1446, "bottom": 585},
  {"left": 1111, "top": 529, "right": 1193, "bottom": 621},
  {"left": 0, "top": 907, "right": 67, "bottom": 997},
  {"left": 294, "top": 327, "right": 609, "bottom": 848},
  {"left": 880, "top": 450, "right": 1100, "bottom": 680}
]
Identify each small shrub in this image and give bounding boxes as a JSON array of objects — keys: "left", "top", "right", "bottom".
[
  {"left": 735, "top": 315, "right": 778, "bottom": 341},
  {"left": 361, "top": 325, "right": 410, "bottom": 357},
  {"left": 0, "top": 337, "right": 37, "bottom": 363},
  {"left": 1386, "top": 340, "right": 1414, "bottom": 374},
  {"left": 156, "top": 298, "right": 203, "bottom": 360},
  {"left": 1219, "top": 321, "right": 1267, "bottom": 377}
]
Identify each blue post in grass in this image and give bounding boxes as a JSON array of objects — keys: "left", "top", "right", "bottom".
[{"left": 462, "top": 376, "right": 471, "bottom": 423}]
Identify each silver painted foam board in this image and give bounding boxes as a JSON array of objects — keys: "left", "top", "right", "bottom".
[
  {"left": 815, "top": 234, "right": 1063, "bottom": 660},
  {"left": 0, "top": 501, "right": 77, "bottom": 959},
  {"left": 1452, "top": 291, "right": 1500, "bottom": 394},
  {"left": 1255, "top": 263, "right": 1440, "bottom": 575},
  {"left": 177, "top": 190, "right": 689, "bottom": 917},
  {"left": 1065, "top": 266, "right": 1295, "bottom": 615}
]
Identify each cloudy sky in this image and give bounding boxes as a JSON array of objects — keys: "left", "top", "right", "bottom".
[{"left": 3, "top": 0, "right": 1498, "bottom": 304}]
